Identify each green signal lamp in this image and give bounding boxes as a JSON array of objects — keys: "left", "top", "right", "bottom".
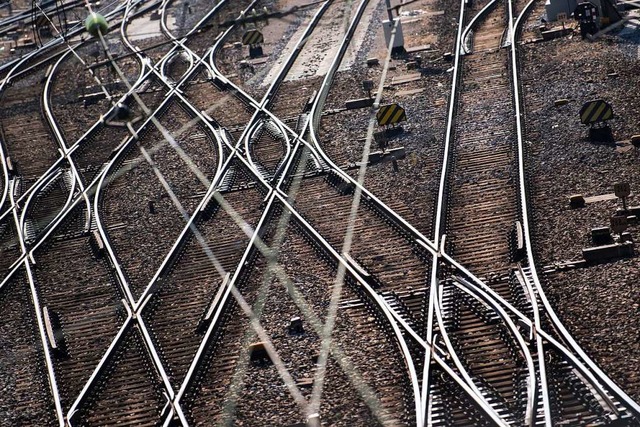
[{"left": 85, "top": 13, "right": 108, "bottom": 37}]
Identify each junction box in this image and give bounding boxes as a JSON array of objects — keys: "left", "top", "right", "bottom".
[{"left": 382, "top": 18, "right": 404, "bottom": 53}]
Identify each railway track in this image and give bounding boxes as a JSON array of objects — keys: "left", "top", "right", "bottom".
[
  {"left": 0, "top": 64, "right": 60, "bottom": 188},
  {"left": 424, "top": 0, "right": 640, "bottom": 424},
  {"left": 443, "top": 0, "right": 518, "bottom": 279},
  {"left": 30, "top": 206, "right": 123, "bottom": 412},
  {"left": 1, "top": 0, "right": 639, "bottom": 425},
  {"left": 0, "top": 273, "right": 57, "bottom": 426}
]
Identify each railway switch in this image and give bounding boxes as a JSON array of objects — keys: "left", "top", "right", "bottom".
[
  {"left": 43, "top": 306, "right": 66, "bottom": 356},
  {"left": 382, "top": 18, "right": 405, "bottom": 54},
  {"left": 406, "top": 61, "right": 418, "bottom": 70},
  {"left": 362, "top": 79, "right": 374, "bottom": 98},
  {"left": 610, "top": 214, "right": 628, "bottom": 236},
  {"left": 345, "top": 97, "right": 375, "bottom": 110},
  {"left": 5, "top": 156, "right": 14, "bottom": 176},
  {"left": 325, "top": 170, "right": 354, "bottom": 195},
  {"left": 583, "top": 242, "right": 633, "bottom": 262}
]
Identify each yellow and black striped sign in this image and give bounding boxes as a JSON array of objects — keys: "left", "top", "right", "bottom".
[
  {"left": 579, "top": 99, "right": 613, "bottom": 124},
  {"left": 376, "top": 103, "right": 407, "bottom": 127},
  {"left": 242, "top": 29, "right": 264, "bottom": 46}
]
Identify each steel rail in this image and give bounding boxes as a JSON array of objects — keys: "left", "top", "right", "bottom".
[
  {"left": 0, "top": 0, "right": 234, "bottom": 286},
  {"left": 270, "top": 191, "right": 516, "bottom": 427},
  {"left": 163, "top": 2, "right": 425, "bottom": 424},
  {"left": 422, "top": 0, "right": 468, "bottom": 419},
  {"left": 281, "top": 0, "right": 501, "bottom": 421},
  {"left": 89, "top": 101, "right": 184, "bottom": 415},
  {"left": 423, "top": 0, "right": 546, "bottom": 422},
  {"left": 167, "top": 137, "right": 427, "bottom": 425},
  {"left": 66, "top": 305, "right": 134, "bottom": 425},
  {"left": 92, "top": 0, "right": 241, "bottom": 311},
  {"left": 510, "top": 0, "right": 640, "bottom": 419},
  {"left": 508, "top": 0, "right": 552, "bottom": 425},
  {"left": 42, "top": 50, "right": 93, "bottom": 227},
  {"left": 65, "top": 1, "right": 242, "bottom": 416},
  {"left": 445, "top": 272, "right": 538, "bottom": 424},
  {"left": 164, "top": 68, "right": 334, "bottom": 427},
  {"left": 18, "top": 168, "right": 76, "bottom": 245},
  {"left": 263, "top": 0, "right": 421, "bottom": 422},
  {"left": 230, "top": 0, "right": 325, "bottom": 182},
  {"left": 449, "top": 269, "right": 626, "bottom": 417},
  {"left": 7, "top": 178, "right": 66, "bottom": 426},
  {"left": 297, "top": 0, "right": 425, "bottom": 423},
  {"left": 0, "top": 0, "right": 83, "bottom": 32},
  {"left": 244, "top": 117, "right": 289, "bottom": 181},
  {"left": 170, "top": 139, "right": 305, "bottom": 425},
  {"left": 91, "top": 0, "right": 254, "bottom": 303},
  {"left": 0, "top": 0, "right": 132, "bottom": 74},
  {"left": 163, "top": 109, "right": 428, "bottom": 426},
  {"left": 12, "top": 0, "right": 634, "bottom": 424},
  {"left": 461, "top": 0, "right": 500, "bottom": 54},
  {"left": 58, "top": 0, "right": 240, "bottom": 418},
  {"left": 0, "top": 0, "right": 161, "bottom": 224},
  {"left": 58, "top": 0, "right": 186, "bottom": 418},
  {"left": 431, "top": 276, "right": 516, "bottom": 424},
  {"left": 68, "top": 2, "right": 266, "bottom": 422},
  {"left": 0, "top": 3, "right": 510, "bottom": 427},
  {"left": 431, "top": 280, "right": 523, "bottom": 425}
]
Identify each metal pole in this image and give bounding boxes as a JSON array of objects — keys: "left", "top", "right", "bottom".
[{"left": 385, "top": 0, "right": 394, "bottom": 21}]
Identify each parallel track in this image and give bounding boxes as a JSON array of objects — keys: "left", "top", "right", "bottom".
[{"left": 0, "top": 0, "right": 639, "bottom": 425}]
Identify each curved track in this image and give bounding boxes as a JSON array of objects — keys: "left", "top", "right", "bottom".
[{"left": 0, "top": 0, "right": 638, "bottom": 425}]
